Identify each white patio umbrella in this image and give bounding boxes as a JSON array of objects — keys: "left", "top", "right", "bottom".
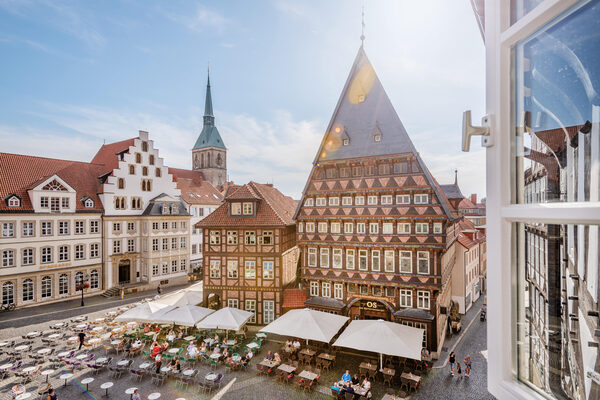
[
  {"left": 114, "top": 302, "right": 174, "bottom": 322},
  {"left": 185, "top": 282, "right": 203, "bottom": 292},
  {"left": 259, "top": 308, "right": 349, "bottom": 344},
  {"left": 333, "top": 319, "right": 425, "bottom": 369},
  {"left": 195, "top": 307, "right": 253, "bottom": 331},
  {"left": 155, "top": 290, "right": 204, "bottom": 307},
  {"left": 152, "top": 305, "right": 215, "bottom": 327}
]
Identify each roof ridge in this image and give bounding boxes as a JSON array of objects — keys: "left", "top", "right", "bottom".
[
  {"left": 0, "top": 152, "right": 103, "bottom": 166},
  {"left": 249, "top": 182, "right": 286, "bottom": 225}
]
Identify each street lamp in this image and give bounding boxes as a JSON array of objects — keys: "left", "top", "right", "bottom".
[{"left": 76, "top": 273, "right": 91, "bottom": 307}]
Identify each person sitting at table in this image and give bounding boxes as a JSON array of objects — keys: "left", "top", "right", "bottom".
[
  {"left": 143, "top": 325, "right": 151, "bottom": 334},
  {"left": 132, "top": 339, "right": 142, "bottom": 349},
  {"left": 169, "top": 356, "right": 181, "bottom": 372},
  {"left": 351, "top": 373, "right": 360, "bottom": 385},
  {"left": 123, "top": 339, "right": 132, "bottom": 353},
  {"left": 176, "top": 330, "right": 183, "bottom": 340},
  {"left": 341, "top": 370, "right": 352, "bottom": 382},
  {"left": 131, "top": 388, "right": 141, "bottom": 400},
  {"left": 212, "top": 345, "right": 221, "bottom": 354},
  {"left": 187, "top": 341, "right": 196, "bottom": 353},
  {"left": 167, "top": 330, "right": 176, "bottom": 343},
  {"left": 151, "top": 343, "right": 162, "bottom": 357},
  {"left": 264, "top": 351, "right": 274, "bottom": 362},
  {"left": 154, "top": 353, "right": 162, "bottom": 373},
  {"left": 161, "top": 341, "right": 169, "bottom": 351},
  {"left": 199, "top": 342, "right": 207, "bottom": 354},
  {"left": 214, "top": 333, "right": 220, "bottom": 343},
  {"left": 222, "top": 348, "right": 230, "bottom": 359},
  {"left": 292, "top": 339, "right": 301, "bottom": 349},
  {"left": 361, "top": 377, "right": 371, "bottom": 392},
  {"left": 273, "top": 352, "right": 282, "bottom": 364}
]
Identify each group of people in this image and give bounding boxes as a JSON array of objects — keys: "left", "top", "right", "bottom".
[
  {"left": 336, "top": 370, "right": 371, "bottom": 399},
  {"left": 264, "top": 350, "right": 282, "bottom": 364},
  {"left": 283, "top": 339, "right": 302, "bottom": 355},
  {"left": 447, "top": 352, "right": 472, "bottom": 379}
]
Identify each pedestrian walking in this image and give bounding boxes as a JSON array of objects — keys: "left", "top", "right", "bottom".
[
  {"left": 78, "top": 331, "right": 86, "bottom": 350},
  {"left": 120, "top": 286, "right": 125, "bottom": 300},
  {"left": 448, "top": 351, "right": 456, "bottom": 376},
  {"left": 456, "top": 361, "right": 463, "bottom": 379},
  {"left": 157, "top": 284, "right": 162, "bottom": 295},
  {"left": 464, "top": 355, "right": 472, "bottom": 377}
]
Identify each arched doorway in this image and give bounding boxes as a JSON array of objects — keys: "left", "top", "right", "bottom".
[
  {"left": 118, "top": 259, "right": 131, "bottom": 284},
  {"left": 347, "top": 298, "right": 393, "bottom": 320}
]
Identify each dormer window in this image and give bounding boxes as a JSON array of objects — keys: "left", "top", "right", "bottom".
[
  {"left": 358, "top": 94, "right": 365, "bottom": 103},
  {"left": 7, "top": 196, "right": 20, "bottom": 207},
  {"left": 84, "top": 198, "right": 94, "bottom": 208},
  {"left": 374, "top": 133, "right": 382, "bottom": 142},
  {"left": 231, "top": 203, "right": 241, "bottom": 215},
  {"left": 242, "top": 202, "right": 253, "bottom": 215},
  {"left": 343, "top": 139, "right": 350, "bottom": 146},
  {"left": 162, "top": 204, "right": 170, "bottom": 215},
  {"left": 171, "top": 204, "right": 179, "bottom": 214}
]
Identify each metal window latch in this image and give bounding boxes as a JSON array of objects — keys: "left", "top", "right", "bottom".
[{"left": 462, "top": 110, "right": 492, "bottom": 152}]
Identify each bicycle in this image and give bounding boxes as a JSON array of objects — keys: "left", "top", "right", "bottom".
[{"left": 0, "top": 303, "right": 15, "bottom": 312}]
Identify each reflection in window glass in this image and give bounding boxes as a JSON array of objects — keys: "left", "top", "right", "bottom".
[{"left": 514, "top": 0, "right": 600, "bottom": 204}]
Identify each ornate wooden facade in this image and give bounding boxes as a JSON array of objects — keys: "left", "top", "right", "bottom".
[{"left": 295, "top": 45, "right": 456, "bottom": 353}]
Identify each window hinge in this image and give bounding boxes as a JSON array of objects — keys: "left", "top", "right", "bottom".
[{"left": 462, "top": 110, "right": 492, "bottom": 152}]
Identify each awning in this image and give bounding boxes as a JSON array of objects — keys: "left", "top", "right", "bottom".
[
  {"left": 260, "top": 308, "right": 349, "bottom": 343},
  {"left": 114, "top": 302, "right": 175, "bottom": 323},
  {"left": 196, "top": 307, "right": 254, "bottom": 331},
  {"left": 155, "top": 290, "right": 204, "bottom": 307},
  {"left": 152, "top": 305, "right": 214, "bottom": 327}
]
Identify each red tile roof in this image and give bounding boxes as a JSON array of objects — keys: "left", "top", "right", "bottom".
[
  {"left": 197, "top": 182, "right": 297, "bottom": 227},
  {"left": 0, "top": 152, "right": 104, "bottom": 212},
  {"left": 168, "top": 167, "right": 205, "bottom": 183},
  {"left": 176, "top": 178, "right": 223, "bottom": 205},
  {"left": 282, "top": 289, "right": 307, "bottom": 309},
  {"left": 90, "top": 138, "right": 135, "bottom": 174}
]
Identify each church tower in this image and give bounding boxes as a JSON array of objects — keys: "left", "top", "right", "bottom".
[{"left": 192, "top": 71, "right": 227, "bottom": 187}]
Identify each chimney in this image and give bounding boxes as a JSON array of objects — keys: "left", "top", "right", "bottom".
[{"left": 470, "top": 194, "right": 477, "bottom": 204}]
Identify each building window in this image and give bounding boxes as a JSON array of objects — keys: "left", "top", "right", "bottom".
[
  {"left": 356, "top": 223, "right": 366, "bottom": 234},
  {"left": 40, "top": 197, "right": 49, "bottom": 208},
  {"left": 263, "top": 261, "right": 274, "bottom": 279},
  {"left": 417, "top": 251, "right": 429, "bottom": 274},
  {"left": 346, "top": 249, "right": 355, "bottom": 270},
  {"left": 416, "top": 223, "right": 429, "bottom": 234},
  {"left": 306, "top": 222, "right": 315, "bottom": 233},
  {"left": 113, "top": 223, "right": 121, "bottom": 232},
  {"left": 347, "top": 283, "right": 357, "bottom": 294},
  {"left": 227, "top": 299, "right": 239, "bottom": 308},
  {"left": 433, "top": 223, "right": 443, "bottom": 234},
  {"left": 245, "top": 300, "right": 256, "bottom": 323},
  {"left": 141, "top": 179, "right": 152, "bottom": 192},
  {"left": 352, "top": 166, "right": 362, "bottom": 176},
  {"left": 22, "top": 248, "right": 34, "bottom": 265},
  {"left": 242, "top": 202, "right": 253, "bottom": 215},
  {"left": 113, "top": 240, "right": 121, "bottom": 254},
  {"left": 142, "top": 141, "right": 148, "bottom": 151},
  {"left": 152, "top": 264, "right": 159, "bottom": 276},
  {"left": 326, "top": 168, "right": 337, "bottom": 179},
  {"left": 131, "top": 197, "right": 142, "bottom": 209},
  {"left": 400, "top": 251, "right": 412, "bottom": 273},
  {"left": 61, "top": 197, "right": 69, "bottom": 209},
  {"left": 369, "top": 223, "right": 379, "bottom": 234},
  {"left": 180, "top": 237, "right": 186, "bottom": 249},
  {"left": 149, "top": 154, "right": 154, "bottom": 164},
  {"left": 304, "top": 198, "right": 314, "bottom": 207},
  {"left": 231, "top": 203, "right": 241, "bottom": 215},
  {"left": 227, "top": 260, "right": 238, "bottom": 278},
  {"left": 316, "top": 197, "right": 326, "bottom": 206},
  {"left": 155, "top": 168, "right": 161, "bottom": 177},
  {"left": 59, "top": 274, "right": 68, "bottom": 295},
  {"left": 358, "top": 250, "right": 368, "bottom": 271},
  {"left": 7, "top": 197, "right": 19, "bottom": 207},
  {"left": 372, "top": 286, "right": 383, "bottom": 296},
  {"left": 342, "top": 196, "right": 352, "bottom": 206},
  {"left": 414, "top": 194, "right": 429, "bottom": 204},
  {"left": 381, "top": 195, "right": 393, "bottom": 205},
  {"left": 84, "top": 198, "right": 94, "bottom": 208},
  {"left": 244, "top": 231, "right": 256, "bottom": 245},
  {"left": 41, "top": 276, "right": 52, "bottom": 298},
  {"left": 367, "top": 196, "right": 378, "bottom": 205},
  {"left": 58, "top": 221, "right": 69, "bottom": 235},
  {"left": 171, "top": 260, "right": 178, "bottom": 273},
  {"left": 58, "top": 245, "right": 69, "bottom": 261},
  {"left": 171, "top": 237, "right": 177, "bottom": 249},
  {"left": 128, "top": 239, "right": 135, "bottom": 252},
  {"left": 41, "top": 247, "right": 52, "bottom": 263},
  {"left": 359, "top": 285, "right": 369, "bottom": 295},
  {"left": 385, "top": 287, "right": 395, "bottom": 298},
  {"left": 322, "top": 282, "right": 331, "bottom": 297},
  {"left": 417, "top": 290, "right": 430, "bottom": 310},
  {"left": 90, "top": 243, "right": 99, "bottom": 258},
  {"left": 162, "top": 263, "right": 168, "bottom": 274},
  {"left": 209, "top": 231, "right": 220, "bottom": 245},
  {"left": 320, "top": 248, "right": 329, "bottom": 268},
  {"left": 355, "top": 196, "right": 365, "bottom": 205},
  {"left": 396, "top": 194, "right": 410, "bottom": 204},
  {"left": 328, "top": 197, "right": 339, "bottom": 206},
  {"left": 75, "top": 244, "right": 84, "bottom": 260},
  {"left": 332, "top": 249, "right": 342, "bottom": 269},
  {"left": 371, "top": 250, "right": 380, "bottom": 271},
  {"left": 400, "top": 289, "right": 412, "bottom": 307},
  {"left": 384, "top": 250, "right": 395, "bottom": 272},
  {"left": 142, "top": 166, "right": 148, "bottom": 176},
  {"left": 114, "top": 197, "right": 126, "bottom": 209},
  {"left": 310, "top": 281, "right": 319, "bottom": 297},
  {"left": 135, "top": 153, "right": 142, "bottom": 163},
  {"left": 307, "top": 248, "right": 317, "bottom": 267},
  {"left": 162, "top": 222, "right": 168, "bottom": 230},
  {"left": 75, "top": 221, "right": 85, "bottom": 234},
  {"left": 90, "top": 270, "right": 99, "bottom": 289},
  {"left": 2, "top": 223, "right": 14, "bottom": 237},
  {"left": 209, "top": 260, "right": 220, "bottom": 278},
  {"left": 374, "top": 133, "right": 382, "bottom": 142},
  {"left": 2, "top": 250, "right": 14, "bottom": 267},
  {"left": 226, "top": 231, "right": 238, "bottom": 245},
  {"left": 262, "top": 231, "right": 273, "bottom": 245},
  {"left": 22, "top": 222, "right": 34, "bottom": 237},
  {"left": 382, "top": 223, "right": 393, "bottom": 234},
  {"left": 180, "top": 259, "right": 186, "bottom": 271},
  {"left": 334, "top": 283, "right": 343, "bottom": 300},
  {"left": 318, "top": 222, "right": 328, "bottom": 233},
  {"left": 118, "top": 178, "right": 125, "bottom": 189},
  {"left": 2, "top": 282, "right": 14, "bottom": 305},
  {"left": 330, "top": 223, "right": 341, "bottom": 234},
  {"left": 22, "top": 279, "right": 33, "bottom": 302},
  {"left": 398, "top": 223, "right": 411, "bottom": 234},
  {"left": 90, "top": 220, "right": 99, "bottom": 233},
  {"left": 344, "top": 222, "right": 353, "bottom": 234},
  {"left": 245, "top": 261, "right": 256, "bottom": 279},
  {"left": 41, "top": 221, "right": 52, "bottom": 236},
  {"left": 129, "top": 165, "right": 135, "bottom": 175},
  {"left": 75, "top": 272, "right": 84, "bottom": 286},
  {"left": 263, "top": 300, "right": 275, "bottom": 324}
]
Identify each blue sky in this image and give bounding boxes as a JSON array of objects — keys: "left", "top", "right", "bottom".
[{"left": 0, "top": 0, "right": 486, "bottom": 199}]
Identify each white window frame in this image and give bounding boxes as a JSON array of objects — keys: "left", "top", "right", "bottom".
[
  {"left": 367, "top": 195, "right": 378, "bottom": 205},
  {"left": 397, "top": 223, "right": 411, "bottom": 234},
  {"left": 320, "top": 248, "right": 329, "bottom": 268},
  {"left": 244, "top": 261, "right": 256, "bottom": 279},
  {"left": 382, "top": 223, "right": 393, "bottom": 234},
  {"left": 396, "top": 194, "right": 410, "bottom": 204},
  {"left": 342, "top": 196, "right": 353, "bottom": 206},
  {"left": 433, "top": 223, "right": 443, "bottom": 234},
  {"left": 346, "top": 249, "right": 355, "bottom": 270},
  {"left": 400, "top": 251, "right": 412, "bottom": 273},
  {"left": 355, "top": 196, "right": 365, "bottom": 205},
  {"left": 358, "top": 250, "right": 368, "bottom": 271},
  {"left": 263, "top": 300, "right": 275, "bottom": 324},
  {"left": 227, "top": 299, "right": 239, "bottom": 308},
  {"left": 227, "top": 260, "right": 238, "bottom": 278},
  {"left": 262, "top": 261, "right": 274, "bottom": 279},
  {"left": 356, "top": 223, "right": 366, "bottom": 234},
  {"left": 417, "top": 251, "right": 429, "bottom": 274},
  {"left": 322, "top": 282, "right": 331, "bottom": 298},
  {"left": 381, "top": 195, "right": 393, "bottom": 205},
  {"left": 417, "top": 290, "right": 430, "bottom": 310},
  {"left": 245, "top": 300, "right": 257, "bottom": 323},
  {"left": 310, "top": 281, "right": 319, "bottom": 297},
  {"left": 328, "top": 197, "right": 339, "bottom": 206},
  {"left": 371, "top": 250, "right": 380, "bottom": 272},
  {"left": 414, "top": 194, "right": 429, "bottom": 204},
  {"left": 306, "top": 222, "right": 315, "bottom": 233},
  {"left": 304, "top": 198, "right": 314, "bottom": 207},
  {"left": 318, "top": 222, "right": 328, "bottom": 233},
  {"left": 384, "top": 250, "right": 395, "bottom": 272},
  {"left": 307, "top": 248, "right": 317, "bottom": 267},
  {"left": 330, "top": 222, "right": 341, "bottom": 234},
  {"left": 344, "top": 222, "right": 353, "bottom": 234},
  {"left": 316, "top": 197, "right": 326, "bottom": 206},
  {"left": 334, "top": 283, "right": 343, "bottom": 300},
  {"left": 400, "top": 289, "right": 412, "bottom": 307},
  {"left": 416, "top": 223, "right": 429, "bottom": 234},
  {"left": 332, "top": 248, "right": 342, "bottom": 269},
  {"left": 369, "top": 223, "right": 378, "bottom": 234},
  {"left": 209, "top": 260, "right": 220, "bottom": 278}
]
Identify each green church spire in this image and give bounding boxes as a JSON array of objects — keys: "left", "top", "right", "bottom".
[{"left": 193, "top": 68, "right": 226, "bottom": 150}]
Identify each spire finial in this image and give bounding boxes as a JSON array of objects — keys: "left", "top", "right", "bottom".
[
  {"left": 360, "top": 6, "right": 365, "bottom": 45},
  {"left": 454, "top": 169, "right": 458, "bottom": 185}
]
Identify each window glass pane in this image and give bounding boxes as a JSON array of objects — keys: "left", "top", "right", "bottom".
[
  {"left": 513, "top": 1, "right": 600, "bottom": 204},
  {"left": 515, "top": 222, "right": 599, "bottom": 399},
  {"left": 510, "top": 0, "right": 545, "bottom": 25}
]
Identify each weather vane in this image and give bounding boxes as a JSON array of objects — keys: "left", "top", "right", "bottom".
[{"left": 360, "top": 6, "right": 365, "bottom": 45}]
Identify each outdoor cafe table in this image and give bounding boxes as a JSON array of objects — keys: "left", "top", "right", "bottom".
[
  {"left": 75, "top": 324, "right": 87, "bottom": 330},
  {"left": 160, "top": 367, "right": 172, "bottom": 374},
  {"left": 184, "top": 336, "right": 195, "bottom": 341},
  {"left": 72, "top": 316, "right": 86, "bottom": 323},
  {"left": 205, "top": 373, "right": 218, "bottom": 381},
  {"left": 318, "top": 353, "right": 335, "bottom": 361},
  {"left": 401, "top": 372, "right": 421, "bottom": 383},
  {"left": 256, "top": 332, "right": 267, "bottom": 339},
  {"left": 168, "top": 348, "right": 180, "bottom": 354},
  {"left": 125, "top": 387, "right": 138, "bottom": 399},
  {"left": 41, "top": 369, "right": 54, "bottom": 383},
  {"left": 51, "top": 322, "right": 66, "bottom": 329},
  {"left": 94, "top": 318, "right": 106, "bottom": 323},
  {"left": 139, "top": 362, "right": 152, "bottom": 370},
  {"left": 381, "top": 394, "right": 405, "bottom": 400},
  {"left": 298, "top": 370, "right": 318, "bottom": 381},
  {"left": 37, "top": 348, "right": 52, "bottom": 355},
  {"left": 148, "top": 393, "right": 161, "bottom": 400},
  {"left": 259, "top": 360, "right": 278, "bottom": 368},
  {"left": 59, "top": 373, "right": 73, "bottom": 386},
  {"left": 96, "top": 357, "right": 108, "bottom": 364},
  {"left": 382, "top": 367, "right": 396, "bottom": 377},
  {"left": 48, "top": 333, "right": 61, "bottom": 340},
  {"left": 299, "top": 348, "right": 316, "bottom": 357},
  {"left": 0, "top": 342, "right": 9, "bottom": 348},
  {"left": 15, "top": 393, "right": 32, "bottom": 400},
  {"left": 81, "top": 377, "right": 94, "bottom": 391},
  {"left": 22, "top": 366, "right": 37, "bottom": 374},
  {"left": 111, "top": 339, "right": 122, "bottom": 345},
  {"left": 210, "top": 353, "right": 221, "bottom": 360},
  {"left": 57, "top": 351, "right": 71, "bottom": 358},
  {"left": 117, "top": 359, "right": 130, "bottom": 366},
  {"left": 88, "top": 338, "right": 101, "bottom": 345},
  {"left": 67, "top": 336, "right": 79, "bottom": 342},
  {"left": 277, "top": 364, "right": 296, "bottom": 374},
  {"left": 359, "top": 362, "right": 377, "bottom": 373},
  {"left": 224, "top": 340, "right": 236, "bottom": 346},
  {"left": 183, "top": 369, "right": 195, "bottom": 376},
  {"left": 246, "top": 342, "right": 259, "bottom": 349},
  {"left": 232, "top": 355, "right": 241, "bottom": 363},
  {"left": 14, "top": 345, "right": 29, "bottom": 352},
  {"left": 203, "top": 338, "right": 212, "bottom": 344},
  {"left": 332, "top": 381, "right": 368, "bottom": 397},
  {"left": 0, "top": 363, "right": 13, "bottom": 371},
  {"left": 26, "top": 331, "right": 41, "bottom": 338},
  {"left": 92, "top": 326, "right": 104, "bottom": 332},
  {"left": 76, "top": 354, "right": 88, "bottom": 360}
]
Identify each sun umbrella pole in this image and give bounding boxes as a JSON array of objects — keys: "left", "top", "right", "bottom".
[{"left": 380, "top": 353, "right": 383, "bottom": 371}]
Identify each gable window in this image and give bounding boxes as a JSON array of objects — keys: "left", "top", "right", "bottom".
[
  {"left": 411, "top": 162, "right": 420, "bottom": 173},
  {"left": 433, "top": 223, "right": 443, "bottom": 234},
  {"left": 149, "top": 154, "right": 154, "bottom": 164},
  {"left": 244, "top": 231, "right": 256, "bottom": 245},
  {"left": 381, "top": 195, "right": 393, "bottom": 205},
  {"left": 379, "top": 164, "right": 390, "bottom": 175},
  {"left": 371, "top": 250, "right": 381, "bottom": 271},
  {"left": 61, "top": 197, "right": 69, "bottom": 209},
  {"left": 330, "top": 223, "right": 341, "bottom": 234},
  {"left": 343, "top": 138, "right": 350, "bottom": 146},
  {"left": 356, "top": 223, "right": 366, "bottom": 234},
  {"left": 141, "top": 179, "right": 152, "bottom": 192},
  {"left": 400, "top": 251, "right": 412, "bottom": 273},
  {"left": 135, "top": 153, "right": 142, "bottom": 163},
  {"left": 384, "top": 250, "right": 395, "bottom": 272},
  {"left": 340, "top": 167, "right": 350, "bottom": 177},
  {"left": 50, "top": 197, "right": 60, "bottom": 212},
  {"left": 417, "top": 251, "right": 429, "bottom": 274},
  {"left": 374, "top": 133, "right": 382, "bottom": 142},
  {"left": 396, "top": 194, "right": 410, "bottom": 204},
  {"left": 382, "top": 223, "right": 393, "bottom": 234},
  {"left": 414, "top": 194, "right": 429, "bottom": 204},
  {"left": 242, "top": 202, "right": 253, "bottom": 215},
  {"left": 318, "top": 222, "right": 328, "bottom": 233},
  {"left": 155, "top": 168, "right": 161, "bottom": 177},
  {"left": 365, "top": 165, "right": 375, "bottom": 176},
  {"left": 307, "top": 248, "right": 317, "bottom": 267},
  {"left": 84, "top": 198, "right": 94, "bottom": 208},
  {"left": 209, "top": 231, "right": 220, "bottom": 245},
  {"left": 342, "top": 196, "right": 352, "bottom": 206},
  {"left": 369, "top": 223, "right": 379, "bottom": 234},
  {"left": 131, "top": 197, "right": 142, "bottom": 209},
  {"left": 42, "top": 179, "right": 67, "bottom": 191},
  {"left": 394, "top": 162, "right": 408, "bottom": 174},
  {"left": 346, "top": 249, "right": 355, "bottom": 270},
  {"left": 352, "top": 166, "right": 362, "bottom": 176},
  {"left": 142, "top": 141, "right": 148, "bottom": 151},
  {"left": 328, "top": 197, "right": 339, "bottom": 206},
  {"left": 40, "top": 197, "right": 49, "bottom": 208},
  {"left": 231, "top": 203, "right": 241, "bottom": 215},
  {"left": 115, "top": 197, "right": 126, "bottom": 209},
  {"left": 367, "top": 196, "right": 378, "bottom": 205},
  {"left": 227, "top": 231, "right": 238, "bottom": 245},
  {"left": 244, "top": 261, "right": 256, "bottom": 279},
  {"left": 355, "top": 196, "right": 365, "bottom": 206},
  {"left": 227, "top": 260, "right": 238, "bottom": 278},
  {"left": 326, "top": 168, "right": 337, "bottom": 179},
  {"left": 304, "top": 198, "right": 314, "bottom": 207},
  {"left": 344, "top": 222, "right": 353, "bottom": 234},
  {"left": 262, "top": 231, "right": 273, "bottom": 245},
  {"left": 297, "top": 222, "right": 303, "bottom": 233},
  {"left": 118, "top": 178, "right": 125, "bottom": 189},
  {"left": 263, "top": 261, "right": 274, "bottom": 279},
  {"left": 142, "top": 166, "right": 148, "bottom": 176},
  {"left": 306, "top": 222, "right": 315, "bottom": 233},
  {"left": 316, "top": 197, "right": 326, "bottom": 206},
  {"left": 7, "top": 197, "right": 19, "bottom": 207},
  {"left": 320, "top": 248, "right": 329, "bottom": 268}
]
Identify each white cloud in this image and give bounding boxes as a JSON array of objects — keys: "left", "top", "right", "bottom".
[{"left": 168, "top": 4, "right": 229, "bottom": 33}]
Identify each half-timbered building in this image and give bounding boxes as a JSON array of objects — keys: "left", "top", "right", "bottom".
[
  {"left": 198, "top": 182, "right": 300, "bottom": 324},
  {"left": 295, "top": 44, "right": 456, "bottom": 354}
]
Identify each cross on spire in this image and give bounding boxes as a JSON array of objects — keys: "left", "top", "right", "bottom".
[{"left": 360, "top": 6, "right": 365, "bottom": 45}]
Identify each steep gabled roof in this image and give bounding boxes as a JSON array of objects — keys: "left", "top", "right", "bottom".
[
  {"left": 90, "top": 138, "right": 135, "bottom": 174},
  {"left": 168, "top": 168, "right": 205, "bottom": 183},
  {"left": 440, "top": 183, "right": 464, "bottom": 200},
  {"left": 198, "top": 182, "right": 296, "bottom": 227},
  {"left": 176, "top": 177, "right": 223, "bottom": 206},
  {"left": 0, "top": 152, "right": 104, "bottom": 211}
]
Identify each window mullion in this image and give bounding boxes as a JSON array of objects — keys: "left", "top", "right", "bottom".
[{"left": 501, "top": 202, "right": 600, "bottom": 224}]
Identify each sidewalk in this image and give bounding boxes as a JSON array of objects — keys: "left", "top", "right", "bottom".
[
  {"left": 433, "top": 292, "right": 486, "bottom": 368},
  {"left": 0, "top": 283, "right": 192, "bottom": 330}
]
